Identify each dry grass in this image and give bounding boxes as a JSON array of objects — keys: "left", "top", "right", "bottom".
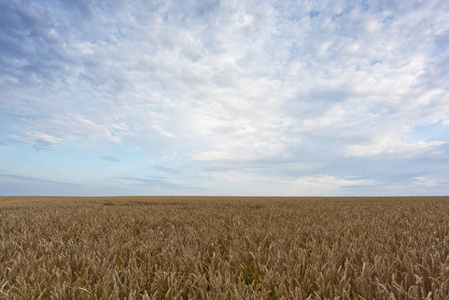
[{"left": 1, "top": 196, "right": 449, "bottom": 299}]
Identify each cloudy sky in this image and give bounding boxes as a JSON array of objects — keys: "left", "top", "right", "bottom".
[{"left": 1, "top": 0, "right": 448, "bottom": 196}]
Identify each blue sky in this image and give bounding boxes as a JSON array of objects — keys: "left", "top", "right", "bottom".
[{"left": 1, "top": 0, "right": 448, "bottom": 196}]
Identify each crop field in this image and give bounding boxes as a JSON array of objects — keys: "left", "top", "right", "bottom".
[{"left": 1, "top": 196, "right": 449, "bottom": 299}]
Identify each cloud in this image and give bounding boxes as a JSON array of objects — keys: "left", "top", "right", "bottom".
[
  {"left": 28, "top": 132, "right": 63, "bottom": 151},
  {"left": 346, "top": 133, "right": 446, "bottom": 157},
  {"left": 1, "top": 174, "right": 80, "bottom": 186},
  {"left": 0, "top": 168, "right": 5, "bottom": 171},
  {"left": 198, "top": 170, "right": 270, "bottom": 183},
  {"left": 153, "top": 165, "right": 180, "bottom": 174},
  {"left": 286, "top": 175, "right": 379, "bottom": 196},
  {"left": 101, "top": 156, "right": 121, "bottom": 162},
  {"left": 376, "top": 174, "right": 449, "bottom": 196},
  {"left": 115, "top": 176, "right": 206, "bottom": 193},
  {"left": 411, "top": 176, "right": 447, "bottom": 187},
  {"left": 29, "top": 114, "right": 128, "bottom": 145}
]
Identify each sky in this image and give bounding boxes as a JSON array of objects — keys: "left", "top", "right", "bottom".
[{"left": 1, "top": 0, "right": 449, "bottom": 196}]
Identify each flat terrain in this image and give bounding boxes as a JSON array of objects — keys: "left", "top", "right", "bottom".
[{"left": 1, "top": 196, "right": 449, "bottom": 299}]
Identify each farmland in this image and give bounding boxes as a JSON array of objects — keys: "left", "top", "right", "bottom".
[{"left": 1, "top": 196, "right": 449, "bottom": 299}]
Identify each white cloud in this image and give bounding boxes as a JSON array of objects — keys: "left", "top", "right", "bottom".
[
  {"left": 411, "top": 176, "right": 447, "bottom": 187},
  {"left": 27, "top": 132, "right": 63, "bottom": 150},
  {"left": 30, "top": 114, "right": 127, "bottom": 145},
  {"left": 346, "top": 133, "right": 445, "bottom": 157},
  {"left": 286, "top": 175, "right": 378, "bottom": 196},
  {"left": 378, "top": 175, "right": 449, "bottom": 196},
  {"left": 199, "top": 170, "right": 269, "bottom": 183}
]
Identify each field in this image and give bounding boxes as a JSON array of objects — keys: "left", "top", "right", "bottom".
[{"left": 1, "top": 196, "right": 449, "bottom": 299}]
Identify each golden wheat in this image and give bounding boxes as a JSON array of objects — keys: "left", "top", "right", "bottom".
[{"left": 1, "top": 196, "right": 448, "bottom": 299}]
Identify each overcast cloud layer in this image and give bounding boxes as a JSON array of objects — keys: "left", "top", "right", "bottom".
[{"left": 1, "top": 0, "right": 448, "bottom": 196}]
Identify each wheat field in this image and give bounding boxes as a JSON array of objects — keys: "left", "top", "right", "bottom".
[{"left": 1, "top": 196, "right": 448, "bottom": 299}]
